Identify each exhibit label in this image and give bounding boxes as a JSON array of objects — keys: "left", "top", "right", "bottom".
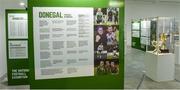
[
  {"left": 33, "top": 7, "right": 94, "bottom": 79},
  {"left": 8, "top": 14, "right": 28, "bottom": 39},
  {"left": 8, "top": 40, "right": 28, "bottom": 59}
]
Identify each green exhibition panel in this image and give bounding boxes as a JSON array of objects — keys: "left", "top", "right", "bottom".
[
  {"left": 140, "top": 19, "right": 151, "bottom": 51},
  {"left": 6, "top": 10, "right": 29, "bottom": 85},
  {"left": 132, "top": 37, "right": 141, "bottom": 49},
  {"left": 28, "top": 0, "right": 124, "bottom": 89},
  {"left": 131, "top": 20, "right": 141, "bottom": 49}
]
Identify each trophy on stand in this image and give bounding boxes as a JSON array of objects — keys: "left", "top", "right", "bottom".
[
  {"left": 159, "top": 33, "right": 169, "bottom": 53},
  {"left": 152, "top": 40, "right": 161, "bottom": 54}
]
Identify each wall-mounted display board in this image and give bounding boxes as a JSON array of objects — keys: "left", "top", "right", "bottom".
[
  {"left": 28, "top": 0, "right": 124, "bottom": 89},
  {"left": 140, "top": 19, "right": 151, "bottom": 51},
  {"left": 131, "top": 20, "right": 141, "bottom": 49},
  {"left": 6, "top": 10, "right": 29, "bottom": 85}
]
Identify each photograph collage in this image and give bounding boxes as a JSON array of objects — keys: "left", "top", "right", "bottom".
[{"left": 94, "top": 8, "right": 119, "bottom": 75}]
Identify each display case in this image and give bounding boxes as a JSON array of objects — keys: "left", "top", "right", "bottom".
[
  {"left": 145, "top": 17, "right": 176, "bottom": 82},
  {"left": 132, "top": 17, "right": 176, "bottom": 52},
  {"left": 146, "top": 17, "right": 175, "bottom": 54},
  {"left": 174, "top": 20, "right": 180, "bottom": 64},
  {"left": 131, "top": 20, "right": 141, "bottom": 49}
]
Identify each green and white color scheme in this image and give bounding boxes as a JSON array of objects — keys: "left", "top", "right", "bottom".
[
  {"left": 131, "top": 20, "right": 141, "bottom": 49},
  {"left": 131, "top": 19, "right": 154, "bottom": 51},
  {"left": 29, "top": 0, "right": 124, "bottom": 89},
  {"left": 6, "top": 10, "right": 29, "bottom": 85},
  {"left": 33, "top": 7, "right": 94, "bottom": 80}
]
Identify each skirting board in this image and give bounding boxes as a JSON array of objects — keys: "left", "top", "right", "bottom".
[{"left": 0, "top": 73, "right": 7, "bottom": 82}]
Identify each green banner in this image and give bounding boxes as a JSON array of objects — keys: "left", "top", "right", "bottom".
[
  {"left": 6, "top": 9, "right": 29, "bottom": 85},
  {"left": 28, "top": 0, "right": 124, "bottom": 89}
]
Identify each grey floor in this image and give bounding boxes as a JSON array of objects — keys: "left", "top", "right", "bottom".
[
  {"left": 0, "top": 47, "right": 180, "bottom": 89},
  {"left": 0, "top": 78, "right": 30, "bottom": 89},
  {"left": 125, "top": 47, "right": 180, "bottom": 89}
]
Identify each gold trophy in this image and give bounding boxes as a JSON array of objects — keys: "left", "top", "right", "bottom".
[
  {"left": 160, "top": 33, "right": 169, "bottom": 53},
  {"left": 152, "top": 40, "right": 161, "bottom": 54}
]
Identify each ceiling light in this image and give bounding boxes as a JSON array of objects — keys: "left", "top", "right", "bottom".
[{"left": 20, "top": 2, "right": 25, "bottom": 6}]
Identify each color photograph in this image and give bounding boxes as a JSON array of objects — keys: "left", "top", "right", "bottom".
[
  {"left": 94, "top": 59, "right": 119, "bottom": 75},
  {"left": 94, "top": 8, "right": 119, "bottom": 25},
  {"left": 94, "top": 8, "right": 119, "bottom": 75}
]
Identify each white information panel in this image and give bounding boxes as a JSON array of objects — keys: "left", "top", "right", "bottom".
[
  {"left": 8, "top": 13, "right": 28, "bottom": 39},
  {"left": 141, "top": 28, "right": 149, "bottom": 37},
  {"left": 141, "top": 20, "right": 150, "bottom": 29},
  {"left": 132, "top": 31, "right": 140, "bottom": 38},
  {"left": 33, "top": 7, "right": 94, "bottom": 80},
  {"left": 132, "top": 22, "right": 140, "bottom": 30},
  {"left": 8, "top": 40, "right": 28, "bottom": 59},
  {"left": 141, "top": 37, "right": 150, "bottom": 45}
]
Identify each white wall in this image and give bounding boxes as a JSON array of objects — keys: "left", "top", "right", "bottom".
[
  {"left": 0, "top": 0, "right": 4, "bottom": 78},
  {"left": 0, "top": 0, "right": 27, "bottom": 78},
  {"left": 125, "top": 0, "right": 180, "bottom": 46}
]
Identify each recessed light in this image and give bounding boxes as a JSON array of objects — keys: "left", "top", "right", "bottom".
[{"left": 20, "top": 2, "right": 25, "bottom": 6}]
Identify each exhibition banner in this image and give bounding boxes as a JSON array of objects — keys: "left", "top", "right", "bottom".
[
  {"left": 6, "top": 10, "right": 29, "bottom": 85},
  {"left": 29, "top": 0, "right": 124, "bottom": 89}
]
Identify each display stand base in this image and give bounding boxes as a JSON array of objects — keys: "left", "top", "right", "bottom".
[
  {"left": 145, "top": 51, "right": 175, "bottom": 82},
  {"left": 160, "top": 49, "right": 169, "bottom": 53}
]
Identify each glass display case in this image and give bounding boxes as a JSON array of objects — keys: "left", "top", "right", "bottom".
[
  {"left": 174, "top": 20, "right": 180, "bottom": 65},
  {"left": 145, "top": 17, "right": 176, "bottom": 81},
  {"left": 146, "top": 17, "right": 175, "bottom": 54},
  {"left": 174, "top": 21, "right": 180, "bottom": 45}
]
